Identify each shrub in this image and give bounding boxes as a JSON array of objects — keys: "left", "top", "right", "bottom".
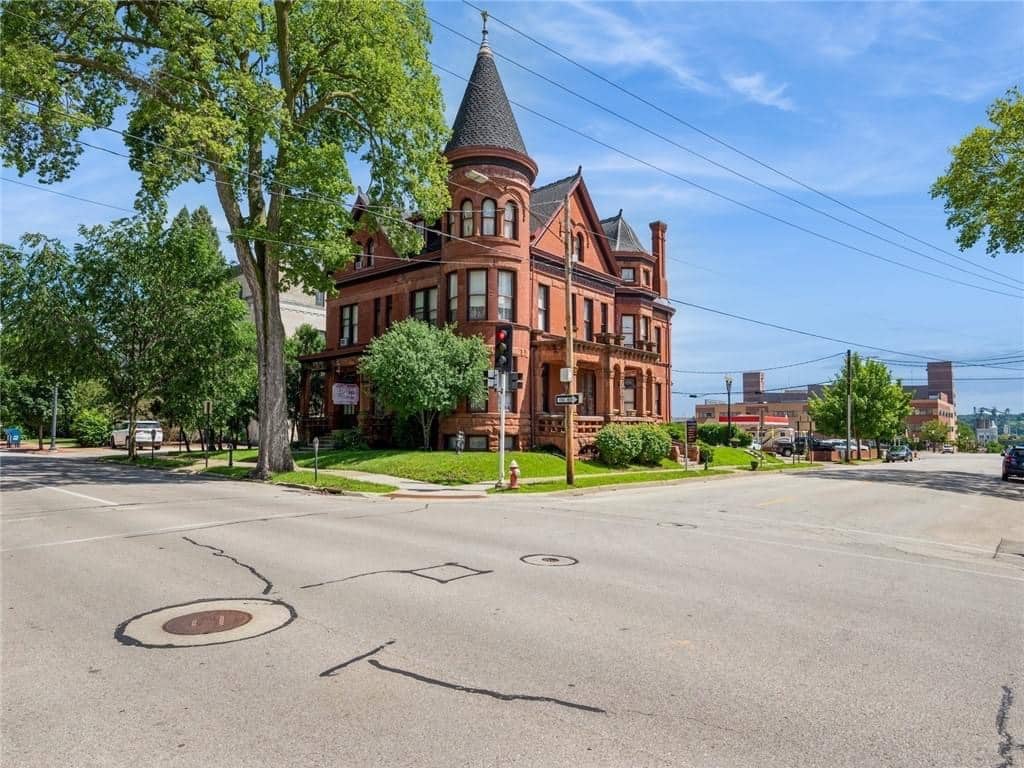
[
  {"left": 594, "top": 423, "right": 641, "bottom": 467},
  {"left": 633, "top": 424, "right": 672, "bottom": 465},
  {"left": 697, "top": 441, "right": 715, "bottom": 464},
  {"left": 73, "top": 409, "right": 112, "bottom": 447},
  {"left": 696, "top": 422, "right": 752, "bottom": 447},
  {"left": 663, "top": 422, "right": 686, "bottom": 442},
  {"left": 331, "top": 428, "right": 367, "bottom": 451}
]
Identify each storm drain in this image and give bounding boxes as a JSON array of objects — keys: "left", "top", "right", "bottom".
[
  {"left": 116, "top": 598, "right": 295, "bottom": 648},
  {"left": 520, "top": 554, "right": 578, "bottom": 567}
]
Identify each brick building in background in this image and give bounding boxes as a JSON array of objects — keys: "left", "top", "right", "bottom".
[
  {"left": 695, "top": 360, "right": 956, "bottom": 442},
  {"left": 299, "top": 29, "right": 674, "bottom": 452}
]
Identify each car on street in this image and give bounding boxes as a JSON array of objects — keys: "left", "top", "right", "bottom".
[
  {"left": 110, "top": 420, "right": 163, "bottom": 450},
  {"left": 886, "top": 445, "right": 913, "bottom": 462},
  {"left": 1003, "top": 446, "right": 1024, "bottom": 482},
  {"left": 941, "top": 444, "right": 954, "bottom": 454}
]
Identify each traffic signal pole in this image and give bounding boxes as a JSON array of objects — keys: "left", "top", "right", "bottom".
[
  {"left": 563, "top": 195, "right": 576, "bottom": 486},
  {"left": 497, "top": 370, "right": 506, "bottom": 488}
]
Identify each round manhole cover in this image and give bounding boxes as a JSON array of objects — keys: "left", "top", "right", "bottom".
[
  {"left": 116, "top": 598, "right": 295, "bottom": 649},
  {"left": 520, "top": 554, "right": 578, "bottom": 567},
  {"left": 657, "top": 522, "right": 698, "bottom": 529},
  {"left": 163, "top": 609, "right": 252, "bottom": 635}
]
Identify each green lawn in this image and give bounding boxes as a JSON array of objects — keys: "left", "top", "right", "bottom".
[
  {"left": 493, "top": 468, "right": 731, "bottom": 494},
  {"left": 100, "top": 455, "right": 197, "bottom": 470},
  {"left": 202, "top": 465, "right": 396, "bottom": 493},
  {"left": 296, "top": 449, "right": 679, "bottom": 485},
  {"left": 709, "top": 446, "right": 785, "bottom": 467}
]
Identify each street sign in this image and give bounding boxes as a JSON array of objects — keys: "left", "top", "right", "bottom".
[
  {"left": 202, "top": 400, "right": 213, "bottom": 416},
  {"left": 555, "top": 393, "right": 581, "bottom": 406},
  {"left": 559, "top": 367, "right": 573, "bottom": 383},
  {"left": 686, "top": 419, "right": 697, "bottom": 443}
]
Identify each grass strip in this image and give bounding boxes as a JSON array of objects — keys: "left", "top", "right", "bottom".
[
  {"left": 202, "top": 465, "right": 396, "bottom": 493},
  {"left": 491, "top": 468, "right": 731, "bottom": 494},
  {"left": 99, "top": 455, "right": 196, "bottom": 470}
]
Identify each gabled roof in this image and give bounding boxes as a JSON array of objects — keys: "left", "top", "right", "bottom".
[
  {"left": 445, "top": 40, "right": 527, "bottom": 156},
  {"left": 600, "top": 210, "right": 649, "bottom": 254},
  {"left": 529, "top": 167, "right": 581, "bottom": 234}
]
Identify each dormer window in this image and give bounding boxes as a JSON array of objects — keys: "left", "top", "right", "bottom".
[
  {"left": 461, "top": 199, "right": 474, "bottom": 237},
  {"left": 503, "top": 202, "right": 517, "bottom": 239},
  {"left": 365, "top": 239, "right": 374, "bottom": 268},
  {"left": 481, "top": 198, "right": 497, "bottom": 236},
  {"left": 571, "top": 233, "right": 583, "bottom": 262},
  {"left": 621, "top": 267, "right": 635, "bottom": 282}
]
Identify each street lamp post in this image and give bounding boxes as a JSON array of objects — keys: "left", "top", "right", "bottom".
[{"left": 725, "top": 375, "right": 733, "bottom": 447}]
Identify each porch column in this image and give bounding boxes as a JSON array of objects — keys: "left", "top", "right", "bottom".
[
  {"left": 646, "top": 371, "right": 654, "bottom": 417},
  {"left": 636, "top": 370, "right": 647, "bottom": 416},
  {"left": 612, "top": 368, "right": 621, "bottom": 414},
  {"left": 598, "top": 368, "right": 611, "bottom": 415}
]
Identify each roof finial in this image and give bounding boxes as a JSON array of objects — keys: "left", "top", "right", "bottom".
[{"left": 481, "top": 10, "right": 489, "bottom": 43}]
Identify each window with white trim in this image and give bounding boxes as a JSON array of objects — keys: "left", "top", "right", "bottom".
[
  {"left": 537, "top": 284, "right": 549, "bottom": 331},
  {"left": 446, "top": 272, "right": 458, "bottom": 324},
  {"left": 468, "top": 270, "right": 486, "bottom": 320},
  {"left": 461, "top": 199, "right": 474, "bottom": 237},
  {"left": 497, "top": 270, "right": 514, "bottom": 321},
  {"left": 503, "top": 202, "right": 517, "bottom": 239},
  {"left": 621, "top": 267, "right": 635, "bottom": 282},
  {"left": 482, "top": 198, "right": 497, "bottom": 236},
  {"left": 621, "top": 315, "right": 634, "bottom": 347},
  {"left": 411, "top": 287, "right": 438, "bottom": 324},
  {"left": 339, "top": 304, "right": 358, "bottom": 346}
]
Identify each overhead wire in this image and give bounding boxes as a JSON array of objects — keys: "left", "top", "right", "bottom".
[
  {"left": 428, "top": 14, "right": 1024, "bottom": 292},
  {"left": 465, "top": 0, "right": 1023, "bottom": 285}
]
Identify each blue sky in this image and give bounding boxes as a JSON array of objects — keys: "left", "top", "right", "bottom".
[{"left": 2, "top": 1, "right": 1022, "bottom": 417}]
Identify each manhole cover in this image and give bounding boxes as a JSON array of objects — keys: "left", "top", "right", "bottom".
[
  {"left": 520, "top": 554, "right": 578, "bottom": 567},
  {"left": 657, "top": 522, "right": 698, "bottom": 529},
  {"left": 163, "top": 609, "right": 252, "bottom": 635},
  {"left": 116, "top": 598, "right": 295, "bottom": 649}
]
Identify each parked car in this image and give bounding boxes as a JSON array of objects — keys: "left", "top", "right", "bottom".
[
  {"left": 110, "top": 420, "right": 163, "bottom": 450},
  {"left": 1003, "top": 446, "right": 1024, "bottom": 482},
  {"left": 886, "top": 445, "right": 913, "bottom": 462},
  {"left": 941, "top": 444, "right": 954, "bottom": 454}
]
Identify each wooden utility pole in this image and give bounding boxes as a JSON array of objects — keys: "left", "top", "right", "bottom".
[
  {"left": 845, "top": 349, "right": 852, "bottom": 464},
  {"left": 563, "top": 195, "right": 576, "bottom": 485}
]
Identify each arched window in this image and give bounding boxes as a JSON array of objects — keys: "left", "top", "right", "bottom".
[
  {"left": 572, "top": 233, "right": 584, "bottom": 262},
  {"left": 503, "top": 201, "right": 517, "bottom": 239},
  {"left": 481, "top": 198, "right": 497, "bottom": 236},
  {"left": 461, "top": 199, "right": 474, "bottom": 237},
  {"left": 447, "top": 209, "right": 457, "bottom": 241},
  {"left": 365, "top": 238, "right": 374, "bottom": 268}
]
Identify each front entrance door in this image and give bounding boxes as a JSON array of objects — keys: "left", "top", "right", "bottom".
[{"left": 579, "top": 370, "right": 596, "bottom": 416}]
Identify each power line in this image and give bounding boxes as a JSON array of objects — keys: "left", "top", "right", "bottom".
[
  {"left": 9, "top": 173, "right": 1021, "bottom": 375},
  {"left": 466, "top": 0, "right": 1023, "bottom": 286},
  {"left": 672, "top": 352, "right": 845, "bottom": 376},
  {"left": 431, "top": 62, "right": 1023, "bottom": 301},
  {"left": 429, "top": 14, "right": 1024, "bottom": 292}
]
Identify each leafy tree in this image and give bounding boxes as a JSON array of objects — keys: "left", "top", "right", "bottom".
[
  {"left": 956, "top": 422, "right": 976, "bottom": 453},
  {"left": 931, "top": 86, "right": 1024, "bottom": 256},
  {"left": 152, "top": 208, "right": 255, "bottom": 452},
  {"left": 1, "top": 1, "right": 451, "bottom": 476},
  {"left": 808, "top": 355, "right": 911, "bottom": 459},
  {"left": 286, "top": 323, "right": 326, "bottom": 440},
  {"left": 696, "top": 421, "right": 751, "bottom": 447},
  {"left": 359, "top": 320, "right": 487, "bottom": 450},
  {"left": 0, "top": 238, "right": 86, "bottom": 446},
  {"left": 919, "top": 419, "right": 951, "bottom": 449}
]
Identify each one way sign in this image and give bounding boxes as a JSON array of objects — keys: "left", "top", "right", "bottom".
[{"left": 555, "top": 393, "right": 581, "bottom": 406}]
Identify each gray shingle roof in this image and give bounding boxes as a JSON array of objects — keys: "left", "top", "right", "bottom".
[
  {"left": 445, "top": 42, "right": 527, "bottom": 156},
  {"left": 528, "top": 167, "right": 581, "bottom": 233},
  {"left": 600, "top": 210, "right": 648, "bottom": 253}
]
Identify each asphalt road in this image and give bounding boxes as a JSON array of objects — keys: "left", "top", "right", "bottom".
[{"left": 2, "top": 452, "right": 1022, "bottom": 767}]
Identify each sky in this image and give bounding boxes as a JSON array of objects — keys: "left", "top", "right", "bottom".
[{"left": 2, "top": 1, "right": 1022, "bottom": 418}]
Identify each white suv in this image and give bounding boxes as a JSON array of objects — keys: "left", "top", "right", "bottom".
[{"left": 110, "top": 420, "right": 163, "bottom": 450}]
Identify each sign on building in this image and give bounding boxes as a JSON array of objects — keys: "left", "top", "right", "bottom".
[{"left": 332, "top": 383, "right": 359, "bottom": 406}]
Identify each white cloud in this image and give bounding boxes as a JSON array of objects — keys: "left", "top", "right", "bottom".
[{"left": 724, "top": 73, "right": 795, "bottom": 112}]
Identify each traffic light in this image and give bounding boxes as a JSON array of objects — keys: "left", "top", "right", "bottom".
[{"left": 494, "top": 324, "right": 513, "bottom": 373}]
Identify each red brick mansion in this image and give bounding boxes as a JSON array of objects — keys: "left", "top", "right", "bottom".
[{"left": 299, "top": 30, "right": 675, "bottom": 453}]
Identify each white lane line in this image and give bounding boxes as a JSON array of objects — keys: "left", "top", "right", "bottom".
[
  {"left": 0, "top": 511, "right": 323, "bottom": 552},
  {"left": 686, "top": 528, "right": 1024, "bottom": 583},
  {"left": 11, "top": 480, "right": 117, "bottom": 506},
  {"left": 2, "top": 515, "right": 47, "bottom": 523}
]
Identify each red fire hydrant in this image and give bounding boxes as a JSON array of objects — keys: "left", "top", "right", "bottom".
[{"left": 508, "top": 460, "right": 520, "bottom": 489}]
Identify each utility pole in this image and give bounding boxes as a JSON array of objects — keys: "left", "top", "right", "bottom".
[
  {"left": 563, "top": 194, "right": 576, "bottom": 486},
  {"left": 497, "top": 370, "right": 507, "bottom": 487},
  {"left": 845, "top": 349, "right": 852, "bottom": 464},
  {"left": 48, "top": 384, "right": 58, "bottom": 451}
]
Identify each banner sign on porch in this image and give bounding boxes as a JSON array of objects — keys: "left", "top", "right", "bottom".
[{"left": 332, "top": 383, "right": 359, "bottom": 405}]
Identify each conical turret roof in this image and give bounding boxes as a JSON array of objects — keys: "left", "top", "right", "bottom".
[
  {"left": 600, "top": 210, "right": 648, "bottom": 253},
  {"left": 445, "top": 37, "right": 528, "bottom": 156}
]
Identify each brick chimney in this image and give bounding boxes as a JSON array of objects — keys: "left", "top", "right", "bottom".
[{"left": 649, "top": 221, "right": 667, "bottom": 297}]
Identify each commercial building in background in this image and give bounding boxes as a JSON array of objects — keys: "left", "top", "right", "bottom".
[
  {"left": 298, "top": 28, "right": 674, "bottom": 452},
  {"left": 695, "top": 360, "right": 956, "bottom": 441},
  {"left": 232, "top": 268, "right": 326, "bottom": 337}
]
